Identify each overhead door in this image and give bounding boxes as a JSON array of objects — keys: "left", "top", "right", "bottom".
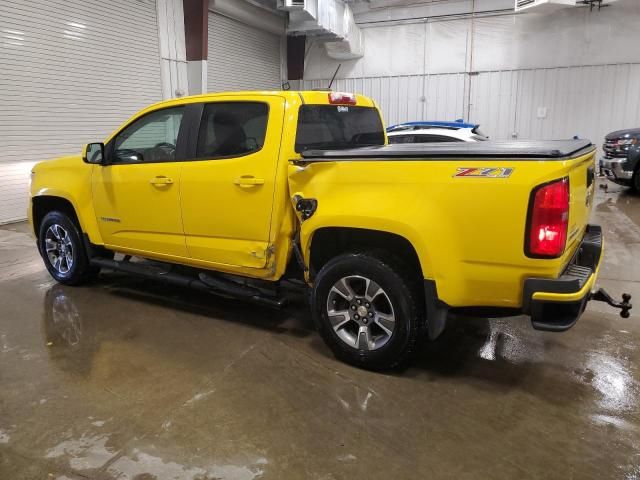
[
  {"left": 207, "top": 12, "right": 282, "bottom": 92},
  {"left": 0, "top": 0, "right": 163, "bottom": 224}
]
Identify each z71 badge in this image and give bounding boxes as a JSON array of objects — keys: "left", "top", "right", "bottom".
[{"left": 454, "top": 167, "right": 514, "bottom": 178}]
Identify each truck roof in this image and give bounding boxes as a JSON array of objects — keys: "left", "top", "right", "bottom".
[
  {"left": 142, "top": 91, "right": 377, "bottom": 110},
  {"left": 299, "top": 139, "right": 594, "bottom": 161}
]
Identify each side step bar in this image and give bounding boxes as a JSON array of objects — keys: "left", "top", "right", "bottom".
[{"left": 90, "top": 257, "right": 286, "bottom": 309}]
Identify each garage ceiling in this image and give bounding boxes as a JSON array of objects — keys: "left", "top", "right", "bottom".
[{"left": 243, "top": 0, "right": 281, "bottom": 13}]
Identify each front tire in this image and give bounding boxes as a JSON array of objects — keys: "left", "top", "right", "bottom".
[
  {"left": 312, "top": 253, "right": 423, "bottom": 370},
  {"left": 38, "top": 211, "right": 97, "bottom": 285}
]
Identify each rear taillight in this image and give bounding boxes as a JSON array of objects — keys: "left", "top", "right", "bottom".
[
  {"left": 526, "top": 178, "right": 570, "bottom": 258},
  {"left": 328, "top": 92, "right": 357, "bottom": 105}
]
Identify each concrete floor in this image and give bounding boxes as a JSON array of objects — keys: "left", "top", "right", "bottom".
[{"left": 1, "top": 181, "right": 639, "bottom": 480}]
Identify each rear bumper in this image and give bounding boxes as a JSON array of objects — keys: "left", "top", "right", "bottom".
[
  {"left": 522, "top": 225, "right": 603, "bottom": 332},
  {"left": 600, "top": 157, "right": 633, "bottom": 185}
]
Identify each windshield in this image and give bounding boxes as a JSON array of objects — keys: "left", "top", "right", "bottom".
[{"left": 295, "top": 105, "right": 385, "bottom": 152}]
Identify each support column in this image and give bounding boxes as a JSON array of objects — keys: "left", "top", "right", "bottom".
[
  {"left": 183, "top": 0, "right": 208, "bottom": 95},
  {"left": 157, "top": 0, "right": 189, "bottom": 99},
  {"left": 287, "top": 35, "right": 305, "bottom": 82}
]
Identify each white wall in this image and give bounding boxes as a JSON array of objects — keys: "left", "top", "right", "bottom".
[
  {"left": 302, "top": 0, "right": 640, "bottom": 147},
  {"left": 303, "top": 73, "right": 467, "bottom": 126},
  {"left": 345, "top": 0, "right": 640, "bottom": 74}
]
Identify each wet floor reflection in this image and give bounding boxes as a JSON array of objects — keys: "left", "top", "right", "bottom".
[
  {"left": 42, "top": 285, "right": 99, "bottom": 376},
  {"left": 595, "top": 183, "right": 640, "bottom": 228},
  {"left": 45, "top": 285, "right": 85, "bottom": 348},
  {"left": 41, "top": 279, "right": 639, "bottom": 428}
]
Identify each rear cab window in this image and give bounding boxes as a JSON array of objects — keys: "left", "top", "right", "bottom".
[{"left": 295, "top": 105, "right": 385, "bottom": 152}]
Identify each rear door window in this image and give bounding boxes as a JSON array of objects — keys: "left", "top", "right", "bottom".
[
  {"left": 295, "top": 105, "right": 385, "bottom": 152},
  {"left": 196, "top": 102, "right": 269, "bottom": 158}
]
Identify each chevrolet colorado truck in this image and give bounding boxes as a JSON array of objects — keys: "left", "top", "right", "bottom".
[{"left": 29, "top": 91, "right": 631, "bottom": 370}]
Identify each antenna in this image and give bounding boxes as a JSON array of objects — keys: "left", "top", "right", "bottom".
[{"left": 327, "top": 64, "right": 341, "bottom": 91}]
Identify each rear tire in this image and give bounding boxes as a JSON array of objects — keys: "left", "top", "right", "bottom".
[
  {"left": 312, "top": 252, "right": 423, "bottom": 370},
  {"left": 38, "top": 211, "right": 98, "bottom": 285}
]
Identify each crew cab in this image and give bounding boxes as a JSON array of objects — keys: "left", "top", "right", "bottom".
[{"left": 28, "top": 91, "right": 631, "bottom": 370}]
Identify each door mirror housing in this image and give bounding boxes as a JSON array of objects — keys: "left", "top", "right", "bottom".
[{"left": 83, "top": 143, "right": 105, "bottom": 164}]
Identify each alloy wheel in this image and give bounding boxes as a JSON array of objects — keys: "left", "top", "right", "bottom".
[
  {"left": 326, "top": 275, "right": 396, "bottom": 351},
  {"left": 44, "top": 224, "right": 74, "bottom": 275}
]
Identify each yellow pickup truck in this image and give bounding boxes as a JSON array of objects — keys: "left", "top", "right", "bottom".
[{"left": 28, "top": 91, "right": 631, "bottom": 369}]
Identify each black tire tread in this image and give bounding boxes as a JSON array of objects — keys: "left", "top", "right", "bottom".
[
  {"left": 312, "top": 251, "right": 424, "bottom": 371},
  {"left": 633, "top": 169, "right": 640, "bottom": 193},
  {"left": 38, "top": 211, "right": 98, "bottom": 286}
]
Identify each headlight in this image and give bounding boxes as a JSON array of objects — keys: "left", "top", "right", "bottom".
[{"left": 617, "top": 138, "right": 637, "bottom": 146}]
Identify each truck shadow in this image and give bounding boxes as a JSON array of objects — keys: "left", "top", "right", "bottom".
[
  {"left": 42, "top": 277, "right": 598, "bottom": 407},
  {"left": 41, "top": 275, "right": 315, "bottom": 376}
]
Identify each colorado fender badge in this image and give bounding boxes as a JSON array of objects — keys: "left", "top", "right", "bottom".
[{"left": 454, "top": 167, "right": 514, "bottom": 178}]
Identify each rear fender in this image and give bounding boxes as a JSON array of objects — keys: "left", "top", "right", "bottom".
[{"left": 301, "top": 216, "right": 433, "bottom": 280}]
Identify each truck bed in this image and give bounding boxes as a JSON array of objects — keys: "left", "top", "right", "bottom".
[
  {"left": 290, "top": 137, "right": 598, "bottom": 309},
  {"left": 299, "top": 139, "right": 594, "bottom": 161}
]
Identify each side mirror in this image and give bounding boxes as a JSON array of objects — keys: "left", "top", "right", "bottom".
[{"left": 83, "top": 143, "right": 105, "bottom": 164}]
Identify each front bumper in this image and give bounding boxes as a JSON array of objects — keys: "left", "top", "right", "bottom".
[
  {"left": 522, "top": 225, "right": 603, "bottom": 332},
  {"left": 600, "top": 157, "right": 633, "bottom": 185}
]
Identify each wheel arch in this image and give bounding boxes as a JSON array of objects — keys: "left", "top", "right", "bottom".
[
  {"left": 30, "top": 184, "right": 104, "bottom": 245},
  {"left": 32, "top": 195, "right": 81, "bottom": 238},
  {"left": 306, "top": 225, "right": 448, "bottom": 341},
  {"left": 306, "top": 226, "right": 428, "bottom": 282}
]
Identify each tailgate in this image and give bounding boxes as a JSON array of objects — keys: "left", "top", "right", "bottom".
[{"left": 564, "top": 149, "right": 597, "bottom": 259}]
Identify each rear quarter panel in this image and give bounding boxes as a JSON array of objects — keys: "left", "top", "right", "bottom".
[{"left": 291, "top": 149, "right": 596, "bottom": 308}]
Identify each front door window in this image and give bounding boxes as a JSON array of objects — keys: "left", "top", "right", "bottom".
[{"left": 113, "top": 107, "right": 184, "bottom": 163}]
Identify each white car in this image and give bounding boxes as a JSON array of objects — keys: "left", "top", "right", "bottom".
[{"left": 387, "top": 121, "right": 488, "bottom": 144}]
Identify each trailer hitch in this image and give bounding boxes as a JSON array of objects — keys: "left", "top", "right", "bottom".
[{"left": 590, "top": 288, "right": 632, "bottom": 318}]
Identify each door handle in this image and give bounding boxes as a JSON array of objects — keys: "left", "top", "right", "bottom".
[
  {"left": 150, "top": 176, "right": 173, "bottom": 186},
  {"left": 234, "top": 176, "right": 265, "bottom": 188}
]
